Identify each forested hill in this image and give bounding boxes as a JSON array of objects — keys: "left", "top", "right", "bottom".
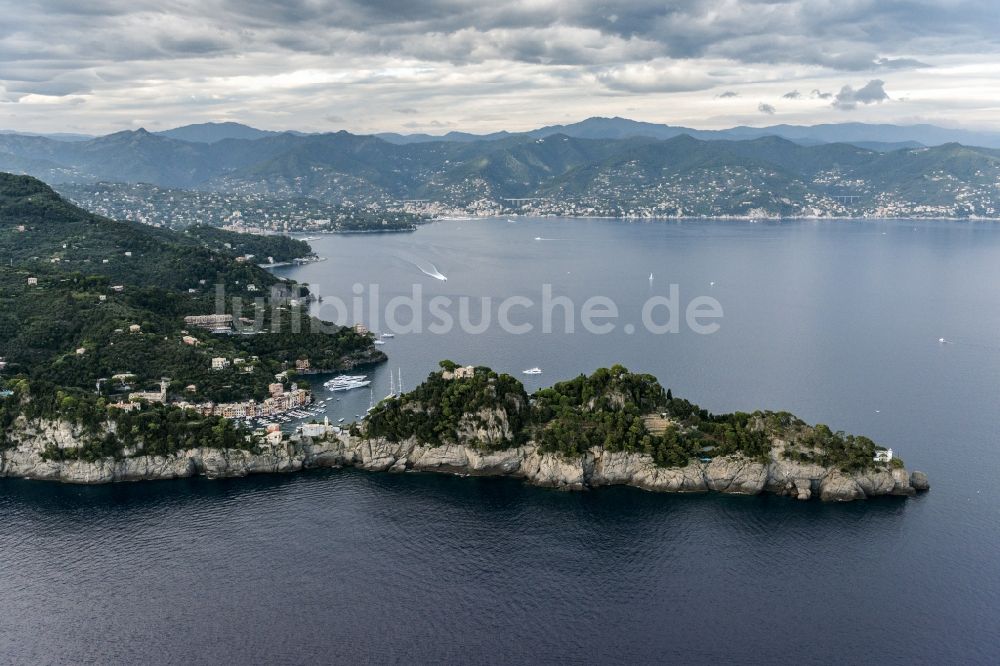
[
  {"left": 0, "top": 174, "right": 299, "bottom": 290},
  {"left": 0, "top": 173, "right": 382, "bottom": 417},
  {"left": 183, "top": 225, "right": 311, "bottom": 263},
  {"left": 2, "top": 130, "right": 1000, "bottom": 217},
  {"left": 364, "top": 362, "right": 894, "bottom": 473}
]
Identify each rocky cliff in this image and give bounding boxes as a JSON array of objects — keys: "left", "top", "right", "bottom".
[{"left": 0, "top": 419, "right": 929, "bottom": 501}]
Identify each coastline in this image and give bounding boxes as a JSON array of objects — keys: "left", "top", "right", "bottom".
[
  {"left": 258, "top": 255, "right": 327, "bottom": 269},
  {"left": 329, "top": 226, "right": 418, "bottom": 234},
  {"left": 0, "top": 423, "right": 929, "bottom": 502},
  {"left": 435, "top": 213, "right": 1000, "bottom": 222}
]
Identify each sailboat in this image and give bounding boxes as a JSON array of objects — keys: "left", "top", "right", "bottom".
[
  {"left": 384, "top": 368, "right": 404, "bottom": 402},
  {"left": 649, "top": 272, "right": 654, "bottom": 281},
  {"left": 385, "top": 369, "right": 396, "bottom": 401}
]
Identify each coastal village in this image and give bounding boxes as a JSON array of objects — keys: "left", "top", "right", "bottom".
[
  {"left": 3, "top": 243, "right": 377, "bottom": 456},
  {"left": 57, "top": 182, "right": 422, "bottom": 233},
  {"left": 107, "top": 375, "right": 312, "bottom": 423},
  {"left": 87, "top": 308, "right": 337, "bottom": 441}
]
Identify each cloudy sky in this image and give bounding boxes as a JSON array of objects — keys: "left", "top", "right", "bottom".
[{"left": 2, "top": 0, "right": 999, "bottom": 135}]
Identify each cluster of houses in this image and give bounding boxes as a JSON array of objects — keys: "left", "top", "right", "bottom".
[
  {"left": 176, "top": 383, "right": 311, "bottom": 420},
  {"left": 80, "top": 310, "right": 319, "bottom": 422},
  {"left": 107, "top": 376, "right": 311, "bottom": 420},
  {"left": 210, "top": 355, "right": 258, "bottom": 373}
]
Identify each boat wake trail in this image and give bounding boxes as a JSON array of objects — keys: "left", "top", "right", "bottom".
[
  {"left": 420, "top": 262, "right": 448, "bottom": 281},
  {"left": 396, "top": 250, "right": 449, "bottom": 281}
]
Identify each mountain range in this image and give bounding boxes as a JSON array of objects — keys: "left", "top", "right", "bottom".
[
  {"left": 373, "top": 117, "right": 983, "bottom": 151},
  {"left": 6, "top": 117, "right": 1000, "bottom": 149},
  {"left": 2, "top": 121, "right": 999, "bottom": 218}
]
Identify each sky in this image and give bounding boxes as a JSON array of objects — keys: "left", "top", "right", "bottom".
[{"left": 2, "top": 0, "right": 999, "bottom": 136}]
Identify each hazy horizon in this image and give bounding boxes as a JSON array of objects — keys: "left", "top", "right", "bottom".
[{"left": 7, "top": 114, "right": 1000, "bottom": 139}]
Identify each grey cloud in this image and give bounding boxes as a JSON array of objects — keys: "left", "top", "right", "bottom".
[
  {"left": 874, "top": 57, "right": 930, "bottom": 69},
  {"left": 157, "top": 33, "right": 238, "bottom": 57},
  {"left": 393, "top": 107, "right": 419, "bottom": 114},
  {"left": 833, "top": 79, "right": 890, "bottom": 110},
  {"left": 782, "top": 90, "right": 801, "bottom": 99},
  {"left": 758, "top": 102, "right": 776, "bottom": 114},
  {"left": 0, "top": 1, "right": 995, "bottom": 133},
  {"left": 3, "top": 80, "right": 92, "bottom": 96},
  {"left": 853, "top": 80, "right": 890, "bottom": 103},
  {"left": 716, "top": 90, "right": 738, "bottom": 98},
  {"left": 6, "top": 1, "right": 999, "bottom": 70}
]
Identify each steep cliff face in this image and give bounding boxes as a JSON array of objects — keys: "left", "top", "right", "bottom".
[
  {"left": 456, "top": 407, "right": 519, "bottom": 448},
  {"left": 0, "top": 420, "right": 928, "bottom": 501}
]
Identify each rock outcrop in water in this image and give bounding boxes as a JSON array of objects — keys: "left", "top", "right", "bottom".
[{"left": 0, "top": 420, "right": 928, "bottom": 501}]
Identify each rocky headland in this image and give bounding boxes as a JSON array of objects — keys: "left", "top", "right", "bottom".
[{"left": 0, "top": 416, "right": 929, "bottom": 502}]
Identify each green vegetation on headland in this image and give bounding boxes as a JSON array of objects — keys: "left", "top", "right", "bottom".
[
  {"left": 361, "top": 362, "right": 532, "bottom": 448},
  {"left": 0, "top": 173, "right": 384, "bottom": 455},
  {"left": 364, "top": 362, "right": 894, "bottom": 472},
  {"left": 0, "top": 380, "right": 256, "bottom": 461},
  {"left": 1, "top": 359, "right": 924, "bottom": 499},
  {"left": 183, "top": 225, "right": 311, "bottom": 263}
]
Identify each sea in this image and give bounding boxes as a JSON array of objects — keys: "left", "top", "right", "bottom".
[{"left": 2, "top": 217, "right": 999, "bottom": 664}]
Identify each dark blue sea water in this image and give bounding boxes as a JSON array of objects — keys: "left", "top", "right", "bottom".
[{"left": 3, "top": 218, "right": 999, "bottom": 664}]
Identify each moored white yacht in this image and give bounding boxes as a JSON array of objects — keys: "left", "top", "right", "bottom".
[{"left": 324, "top": 375, "right": 371, "bottom": 391}]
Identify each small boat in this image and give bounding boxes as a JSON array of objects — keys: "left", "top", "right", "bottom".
[
  {"left": 649, "top": 273, "right": 653, "bottom": 281},
  {"left": 373, "top": 339, "right": 386, "bottom": 345},
  {"left": 939, "top": 337, "right": 948, "bottom": 344},
  {"left": 381, "top": 332, "right": 395, "bottom": 338},
  {"left": 338, "top": 417, "right": 345, "bottom": 423},
  {"left": 522, "top": 367, "right": 542, "bottom": 375}
]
